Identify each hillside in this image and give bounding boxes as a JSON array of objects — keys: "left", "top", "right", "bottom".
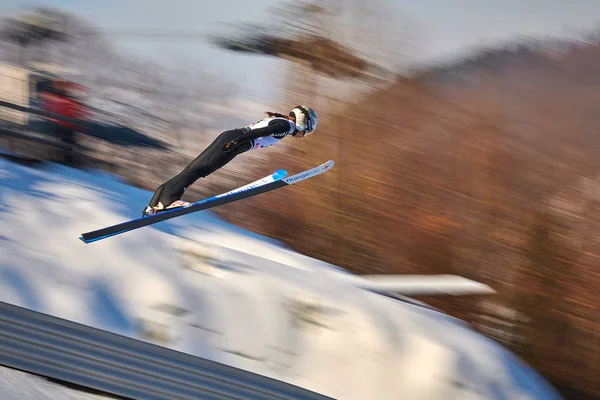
[
  {"left": 223, "top": 38, "right": 600, "bottom": 398},
  {"left": 0, "top": 155, "right": 564, "bottom": 399}
]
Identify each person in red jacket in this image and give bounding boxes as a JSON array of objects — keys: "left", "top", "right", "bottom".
[{"left": 40, "top": 80, "right": 87, "bottom": 166}]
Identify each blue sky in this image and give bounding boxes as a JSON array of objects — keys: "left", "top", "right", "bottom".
[{"left": 3, "top": 0, "right": 600, "bottom": 102}]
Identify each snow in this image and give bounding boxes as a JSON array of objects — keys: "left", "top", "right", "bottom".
[
  {"left": 0, "top": 367, "right": 110, "bottom": 400},
  {"left": 0, "top": 154, "right": 564, "bottom": 400}
]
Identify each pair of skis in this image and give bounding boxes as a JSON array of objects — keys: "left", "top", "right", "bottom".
[{"left": 79, "top": 160, "right": 334, "bottom": 244}]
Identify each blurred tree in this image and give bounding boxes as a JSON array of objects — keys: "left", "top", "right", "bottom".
[
  {"left": 513, "top": 211, "right": 571, "bottom": 379},
  {"left": 209, "top": 0, "right": 394, "bottom": 82},
  {"left": 0, "top": 8, "right": 69, "bottom": 65},
  {"left": 215, "top": 32, "right": 600, "bottom": 398}
]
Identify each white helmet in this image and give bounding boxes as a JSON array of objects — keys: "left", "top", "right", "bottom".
[{"left": 289, "top": 105, "right": 318, "bottom": 136}]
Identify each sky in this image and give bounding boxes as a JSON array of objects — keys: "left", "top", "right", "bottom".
[{"left": 2, "top": 0, "right": 600, "bottom": 102}]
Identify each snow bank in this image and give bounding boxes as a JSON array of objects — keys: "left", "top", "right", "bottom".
[{"left": 0, "top": 156, "right": 563, "bottom": 399}]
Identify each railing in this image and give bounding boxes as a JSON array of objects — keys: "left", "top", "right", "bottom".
[{"left": 0, "top": 302, "right": 334, "bottom": 400}]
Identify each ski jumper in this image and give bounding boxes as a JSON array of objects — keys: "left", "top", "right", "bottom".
[{"left": 148, "top": 117, "right": 296, "bottom": 208}]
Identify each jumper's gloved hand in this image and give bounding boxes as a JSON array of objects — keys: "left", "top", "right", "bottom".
[{"left": 221, "top": 140, "right": 238, "bottom": 152}]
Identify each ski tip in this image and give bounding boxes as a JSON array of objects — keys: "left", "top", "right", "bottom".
[
  {"left": 80, "top": 234, "right": 101, "bottom": 244},
  {"left": 317, "top": 159, "right": 335, "bottom": 172},
  {"left": 282, "top": 159, "right": 335, "bottom": 185}
]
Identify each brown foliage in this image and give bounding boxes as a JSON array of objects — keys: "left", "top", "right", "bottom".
[{"left": 219, "top": 42, "right": 600, "bottom": 396}]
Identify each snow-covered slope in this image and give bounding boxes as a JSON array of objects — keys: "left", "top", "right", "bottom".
[
  {"left": 0, "top": 155, "right": 564, "bottom": 400},
  {"left": 0, "top": 366, "right": 110, "bottom": 400}
]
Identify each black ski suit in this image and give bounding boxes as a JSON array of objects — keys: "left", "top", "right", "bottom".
[{"left": 148, "top": 118, "right": 294, "bottom": 209}]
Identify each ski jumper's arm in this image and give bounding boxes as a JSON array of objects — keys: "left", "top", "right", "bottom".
[{"left": 236, "top": 119, "right": 292, "bottom": 142}]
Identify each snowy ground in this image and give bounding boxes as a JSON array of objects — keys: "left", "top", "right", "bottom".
[
  {"left": 0, "top": 154, "right": 564, "bottom": 400},
  {"left": 0, "top": 367, "right": 110, "bottom": 400}
]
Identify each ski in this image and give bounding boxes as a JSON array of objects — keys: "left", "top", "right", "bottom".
[
  {"left": 79, "top": 169, "right": 287, "bottom": 244},
  {"left": 79, "top": 160, "right": 334, "bottom": 244}
]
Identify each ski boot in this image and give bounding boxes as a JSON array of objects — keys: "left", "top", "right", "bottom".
[
  {"left": 142, "top": 201, "right": 191, "bottom": 217},
  {"left": 166, "top": 200, "right": 191, "bottom": 209},
  {"left": 142, "top": 205, "right": 156, "bottom": 217}
]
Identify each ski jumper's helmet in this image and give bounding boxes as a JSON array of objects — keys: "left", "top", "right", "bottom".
[{"left": 289, "top": 105, "right": 318, "bottom": 137}]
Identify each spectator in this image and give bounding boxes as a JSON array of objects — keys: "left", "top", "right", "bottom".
[{"left": 39, "top": 79, "right": 87, "bottom": 166}]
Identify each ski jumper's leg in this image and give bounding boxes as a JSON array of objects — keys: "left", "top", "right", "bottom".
[{"left": 148, "top": 129, "right": 243, "bottom": 208}]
